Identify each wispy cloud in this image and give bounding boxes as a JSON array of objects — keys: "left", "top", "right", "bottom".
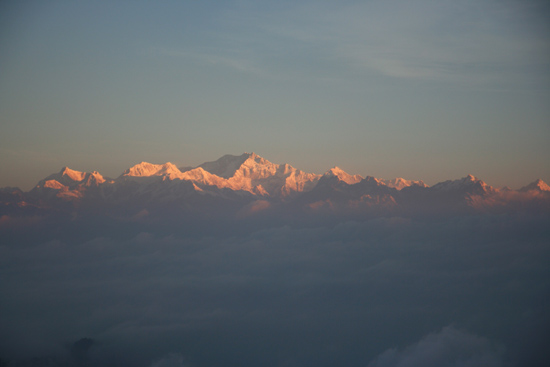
[
  {"left": 196, "top": 0, "right": 550, "bottom": 87},
  {"left": 157, "top": 46, "right": 267, "bottom": 77}
]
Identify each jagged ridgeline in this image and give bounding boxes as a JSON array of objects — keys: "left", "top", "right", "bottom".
[{"left": 1, "top": 152, "right": 549, "bottom": 222}]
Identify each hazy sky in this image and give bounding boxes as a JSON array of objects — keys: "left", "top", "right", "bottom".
[{"left": 1, "top": 0, "right": 549, "bottom": 190}]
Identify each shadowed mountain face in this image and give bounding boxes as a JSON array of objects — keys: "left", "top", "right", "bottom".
[{"left": 1, "top": 153, "right": 549, "bottom": 367}]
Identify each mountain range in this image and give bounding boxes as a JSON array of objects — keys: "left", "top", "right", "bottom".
[{"left": 1, "top": 152, "right": 549, "bottom": 220}]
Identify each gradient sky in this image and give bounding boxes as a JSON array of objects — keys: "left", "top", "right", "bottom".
[{"left": 1, "top": 0, "right": 549, "bottom": 190}]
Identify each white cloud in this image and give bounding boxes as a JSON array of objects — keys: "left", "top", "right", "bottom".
[
  {"left": 368, "top": 326, "right": 504, "bottom": 367},
  {"left": 150, "top": 353, "right": 187, "bottom": 367}
]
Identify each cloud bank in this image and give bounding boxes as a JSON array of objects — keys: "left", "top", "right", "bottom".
[{"left": 0, "top": 210, "right": 548, "bottom": 366}]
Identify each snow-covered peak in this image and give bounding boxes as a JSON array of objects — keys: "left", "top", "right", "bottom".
[
  {"left": 234, "top": 153, "right": 280, "bottom": 180},
  {"left": 381, "top": 177, "right": 428, "bottom": 190},
  {"left": 519, "top": 179, "right": 550, "bottom": 192},
  {"left": 187, "top": 153, "right": 319, "bottom": 197},
  {"left": 13, "top": 153, "right": 549, "bottom": 211},
  {"left": 323, "top": 167, "right": 363, "bottom": 185},
  {"left": 30, "top": 166, "right": 108, "bottom": 199},
  {"left": 84, "top": 171, "right": 106, "bottom": 185},
  {"left": 243, "top": 152, "right": 269, "bottom": 166},
  {"left": 198, "top": 152, "right": 282, "bottom": 181},
  {"left": 198, "top": 153, "right": 252, "bottom": 178},
  {"left": 60, "top": 167, "right": 86, "bottom": 182},
  {"left": 44, "top": 180, "right": 67, "bottom": 190},
  {"left": 38, "top": 167, "right": 106, "bottom": 187},
  {"left": 123, "top": 162, "right": 182, "bottom": 178},
  {"left": 180, "top": 166, "right": 210, "bottom": 180},
  {"left": 431, "top": 174, "right": 493, "bottom": 194},
  {"left": 180, "top": 167, "right": 226, "bottom": 187}
]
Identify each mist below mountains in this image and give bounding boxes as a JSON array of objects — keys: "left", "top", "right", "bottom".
[{"left": 1, "top": 153, "right": 549, "bottom": 366}]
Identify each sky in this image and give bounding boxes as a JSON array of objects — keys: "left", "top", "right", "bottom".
[{"left": 1, "top": 0, "right": 549, "bottom": 190}]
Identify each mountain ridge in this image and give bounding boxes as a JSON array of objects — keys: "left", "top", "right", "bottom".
[{"left": 2, "top": 152, "right": 549, "bottom": 217}]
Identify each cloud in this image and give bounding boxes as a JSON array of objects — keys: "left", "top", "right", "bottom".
[
  {"left": 237, "top": 199, "right": 271, "bottom": 217},
  {"left": 132, "top": 209, "right": 150, "bottom": 221},
  {"left": 150, "top": 353, "right": 186, "bottom": 367},
  {"left": 368, "top": 326, "right": 504, "bottom": 367},
  {"left": 0, "top": 214, "right": 43, "bottom": 228},
  {"left": 216, "top": 0, "right": 550, "bottom": 87},
  {"left": 0, "top": 212, "right": 548, "bottom": 366},
  {"left": 70, "top": 337, "right": 97, "bottom": 365},
  {"left": 156, "top": 47, "right": 271, "bottom": 79}
]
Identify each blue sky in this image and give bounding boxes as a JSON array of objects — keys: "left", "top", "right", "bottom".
[{"left": 1, "top": 0, "right": 549, "bottom": 190}]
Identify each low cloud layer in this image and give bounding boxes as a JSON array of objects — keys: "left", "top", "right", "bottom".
[
  {"left": 368, "top": 326, "right": 504, "bottom": 367},
  {"left": 149, "top": 354, "right": 186, "bottom": 367},
  {"left": 0, "top": 212, "right": 549, "bottom": 366}
]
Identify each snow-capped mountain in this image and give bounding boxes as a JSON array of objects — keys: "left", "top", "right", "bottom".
[
  {"left": 519, "top": 179, "right": 550, "bottom": 192},
  {"left": 1, "top": 153, "right": 549, "bottom": 218},
  {"left": 380, "top": 177, "right": 427, "bottom": 190},
  {"left": 111, "top": 152, "right": 321, "bottom": 199},
  {"left": 29, "top": 167, "right": 110, "bottom": 201},
  {"left": 430, "top": 174, "right": 496, "bottom": 195},
  {"left": 122, "top": 162, "right": 182, "bottom": 179},
  {"left": 323, "top": 167, "right": 363, "bottom": 185},
  {"left": 196, "top": 153, "right": 321, "bottom": 197},
  {"left": 198, "top": 153, "right": 253, "bottom": 179},
  {"left": 38, "top": 167, "right": 108, "bottom": 188}
]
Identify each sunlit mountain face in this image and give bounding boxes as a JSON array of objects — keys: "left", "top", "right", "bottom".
[
  {"left": 1, "top": 153, "right": 549, "bottom": 367},
  {"left": 4, "top": 152, "right": 549, "bottom": 219}
]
